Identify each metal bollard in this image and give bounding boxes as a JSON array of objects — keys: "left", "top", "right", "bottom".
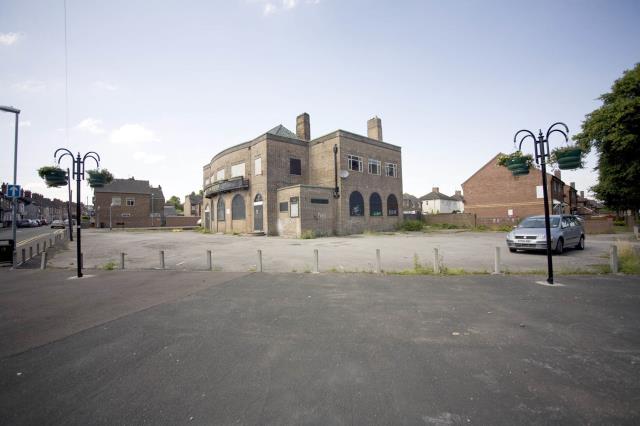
[
  {"left": 80, "top": 253, "right": 83, "bottom": 270},
  {"left": 159, "top": 250, "right": 165, "bottom": 269},
  {"left": 493, "top": 247, "right": 501, "bottom": 274},
  {"left": 21, "top": 248, "right": 26, "bottom": 264},
  {"left": 257, "top": 249, "right": 263, "bottom": 272},
  {"left": 313, "top": 249, "right": 319, "bottom": 273},
  {"left": 37, "top": 243, "right": 40, "bottom": 254},
  {"left": 375, "top": 248, "right": 382, "bottom": 273},
  {"left": 29, "top": 246, "right": 33, "bottom": 260},
  {"left": 207, "top": 250, "right": 212, "bottom": 271},
  {"left": 610, "top": 245, "right": 619, "bottom": 274},
  {"left": 43, "top": 241, "right": 47, "bottom": 251},
  {"left": 40, "top": 251, "right": 48, "bottom": 269},
  {"left": 433, "top": 248, "right": 440, "bottom": 274},
  {"left": 120, "top": 252, "right": 126, "bottom": 270}
]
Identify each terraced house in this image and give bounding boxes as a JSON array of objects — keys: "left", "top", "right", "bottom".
[{"left": 202, "top": 113, "right": 402, "bottom": 237}]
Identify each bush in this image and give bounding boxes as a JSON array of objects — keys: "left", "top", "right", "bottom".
[
  {"left": 301, "top": 230, "right": 317, "bottom": 239},
  {"left": 398, "top": 220, "right": 424, "bottom": 231},
  {"left": 617, "top": 241, "right": 640, "bottom": 274}
]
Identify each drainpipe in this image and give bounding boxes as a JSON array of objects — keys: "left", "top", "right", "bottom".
[{"left": 333, "top": 144, "right": 339, "bottom": 198}]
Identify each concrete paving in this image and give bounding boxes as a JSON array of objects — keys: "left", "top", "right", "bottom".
[
  {"left": 1, "top": 270, "right": 639, "bottom": 424},
  {"left": 45, "top": 229, "right": 636, "bottom": 273}
]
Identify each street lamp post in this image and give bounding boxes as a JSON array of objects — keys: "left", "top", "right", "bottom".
[
  {"left": 55, "top": 149, "right": 101, "bottom": 278},
  {"left": 0, "top": 105, "right": 20, "bottom": 266},
  {"left": 513, "top": 122, "right": 570, "bottom": 285}
]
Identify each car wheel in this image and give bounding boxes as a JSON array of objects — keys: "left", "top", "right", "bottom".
[
  {"left": 509, "top": 248, "right": 516, "bottom": 253},
  {"left": 576, "top": 235, "right": 585, "bottom": 250},
  {"left": 554, "top": 238, "right": 564, "bottom": 255}
]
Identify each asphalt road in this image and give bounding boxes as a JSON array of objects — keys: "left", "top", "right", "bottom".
[
  {"left": 1, "top": 270, "right": 639, "bottom": 425},
  {"left": 0, "top": 225, "right": 65, "bottom": 244}
]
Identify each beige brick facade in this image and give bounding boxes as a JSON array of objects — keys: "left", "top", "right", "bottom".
[{"left": 202, "top": 114, "right": 402, "bottom": 237}]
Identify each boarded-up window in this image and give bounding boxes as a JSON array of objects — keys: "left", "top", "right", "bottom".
[
  {"left": 310, "top": 198, "right": 329, "bottom": 204},
  {"left": 217, "top": 197, "right": 225, "bottom": 221},
  {"left": 216, "top": 169, "right": 225, "bottom": 181},
  {"left": 279, "top": 202, "right": 288, "bottom": 212},
  {"left": 290, "top": 197, "right": 299, "bottom": 218},
  {"left": 254, "top": 158, "right": 262, "bottom": 176},
  {"left": 387, "top": 194, "right": 398, "bottom": 216},
  {"left": 231, "top": 163, "right": 245, "bottom": 178},
  {"left": 349, "top": 191, "right": 364, "bottom": 216},
  {"left": 232, "top": 194, "right": 245, "bottom": 219},
  {"left": 290, "top": 158, "right": 302, "bottom": 175},
  {"left": 370, "top": 193, "right": 383, "bottom": 216}
]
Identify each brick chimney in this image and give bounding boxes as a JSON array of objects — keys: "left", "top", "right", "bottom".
[
  {"left": 455, "top": 190, "right": 462, "bottom": 197},
  {"left": 296, "top": 113, "right": 310, "bottom": 141},
  {"left": 367, "top": 116, "right": 383, "bottom": 141},
  {"left": 554, "top": 170, "right": 561, "bottom": 179},
  {"left": 432, "top": 187, "right": 439, "bottom": 194},
  {"left": 580, "top": 191, "right": 584, "bottom": 198},
  {"left": 570, "top": 182, "right": 575, "bottom": 188}
]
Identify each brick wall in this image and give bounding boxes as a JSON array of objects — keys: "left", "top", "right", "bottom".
[
  {"left": 165, "top": 216, "right": 199, "bottom": 227},
  {"left": 423, "top": 213, "right": 476, "bottom": 228},
  {"left": 95, "top": 192, "right": 154, "bottom": 228},
  {"left": 583, "top": 216, "right": 613, "bottom": 234}
]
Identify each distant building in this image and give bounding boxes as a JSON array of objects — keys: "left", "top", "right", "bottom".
[
  {"left": 201, "top": 113, "right": 402, "bottom": 237},
  {"left": 402, "top": 193, "right": 421, "bottom": 214},
  {"left": 462, "top": 153, "right": 578, "bottom": 222},
  {"left": 184, "top": 193, "right": 203, "bottom": 217},
  {"left": 419, "top": 187, "right": 463, "bottom": 214},
  {"left": 94, "top": 178, "right": 165, "bottom": 228}
]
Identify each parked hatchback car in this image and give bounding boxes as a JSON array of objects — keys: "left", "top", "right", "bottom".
[
  {"left": 50, "top": 220, "right": 66, "bottom": 229},
  {"left": 506, "top": 215, "right": 585, "bottom": 254}
]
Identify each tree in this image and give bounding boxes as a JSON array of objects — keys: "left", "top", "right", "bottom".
[
  {"left": 574, "top": 63, "right": 640, "bottom": 218},
  {"left": 168, "top": 195, "right": 183, "bottom": 212}
]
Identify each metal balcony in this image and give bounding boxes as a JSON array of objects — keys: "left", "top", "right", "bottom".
[{"left": 204, "top": 177, "right": 249, "bottom": 198}]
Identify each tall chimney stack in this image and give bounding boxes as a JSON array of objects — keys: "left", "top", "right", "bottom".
[
  {"left": 367, "top": 116, "right": 383, "bottom": 141},
  {"left": 296, "top": 113, "right": 310, "bottom": 141},
  {"left": 570, "top": 182, "right": 575, "bottom": 188},
  {"left": 554, "top": 170, "right": 561, "bottom": 179},
  {"left": 580, "top": 191, "right": 584, "bottom": 198},
  {"left": 432, "top": 187, "right": 439, "bottom": 194}
]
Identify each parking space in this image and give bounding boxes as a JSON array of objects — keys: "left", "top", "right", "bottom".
[{"left": 45, "top": 229, "right": 634, "bottom": 273}]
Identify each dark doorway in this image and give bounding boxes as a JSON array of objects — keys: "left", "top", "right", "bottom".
[{"left": 254, "top": 194, "right": 263, "bottom": 232}]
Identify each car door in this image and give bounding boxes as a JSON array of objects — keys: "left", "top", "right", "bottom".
[{"left": 561, "top": 216, "right": 573, "bottom": 245}]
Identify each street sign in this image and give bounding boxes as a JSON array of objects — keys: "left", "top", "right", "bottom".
[{"left": 6, "top": 185, "right": 20, "bottom": 197}]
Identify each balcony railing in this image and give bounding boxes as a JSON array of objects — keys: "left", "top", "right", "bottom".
[{"left": 204, "top": 176, "right": 249, "bottom": 198}]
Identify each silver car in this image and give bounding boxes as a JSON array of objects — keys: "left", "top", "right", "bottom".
[{"left": 506, "top": 215, "right": 585, "bottom": 254}]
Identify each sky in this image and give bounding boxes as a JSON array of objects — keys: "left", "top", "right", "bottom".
[{"left": 1, "top": 0, "right": 639, "bottom": 203}]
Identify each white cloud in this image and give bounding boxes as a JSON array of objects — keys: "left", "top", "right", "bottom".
[
  {"left": 264, "top": 2, "right": 276, "bottom": 15},
  {"left": 282, "top": 0, "right": 297, "bottom": 9},
  {"left": 132, "top": 151, "right": 166, "bottom": 164},
  {"left": 0, "top": 32, "right": 20, "bottom": 46},
  {"left": 110, "top": 124, "right": 158, "bottom": 145},
  {"left": 12, "top": 80, "right": 46, "bottom": 92},
  {"left": 76, "top": 118, "right": 105, "bottom": 134},
  {"left": 92, "top": 80, "right": 118, "bottom": 91}
]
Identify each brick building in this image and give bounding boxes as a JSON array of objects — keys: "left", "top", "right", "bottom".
[
  {"left": 184, "top": 193, "right": 203, "bottom": 217},
  {"left": 419, "top": 187, "right": 464, "bottom": 214},
  {"left": 462, "top": 153, "right": 577, "bottom": 223},
  {"left": 202, "top": 113, "right": 402, "bottom": 237},
  {"left": 94, "top": 178, "right": 165, "bottom": 228}
]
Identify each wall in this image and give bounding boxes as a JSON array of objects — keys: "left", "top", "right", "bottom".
[
  {"left": 423, "top": 213, "right": 476, "bottom": 228},
  {"left": 583, "top": 216, "right": 613, "bottom": 234},
  {"left": 95, "top": 192, "right": 153, "bottom": 228},
  {"left": 165, "top": 216, "right": 199, "bottom": 227}
]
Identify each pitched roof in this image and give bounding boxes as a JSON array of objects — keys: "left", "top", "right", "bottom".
[
  {"left": 150, "top": 186, "right": 164, "bottom": 200},
  {"left": 267, "top": 125, "right": 298, "bottom": 139},
  {"left": 403, "top": 193, "right": 419, "bottom": 202},
  {"left": 94, "top": 178, "right": 151, "bottom": 194},
  {"left": 188, "top": 194, "right": 203, "bottom": 204},
  {"left": 451, "top": 193, "right": 464, "bottom": 201},
  {"left": 419, "top": 191, "right": 458, "bottom": 201}
]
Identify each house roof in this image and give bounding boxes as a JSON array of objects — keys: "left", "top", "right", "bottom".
[
  {"left": 419, "top": 191, "right": 457, "bottom": 201},
  {"left": 187, "top": 194, "right": 203, "bottom": 204},
  {"left": 403, "top": 193, "right": 419, "bottom": 202},
  {"left": 267, "top": 125, "right": 298, "bottom": 139},
  {"left": 150, "top": 186, "right": 164, "bottom": 200},
  {"left": 451, "top": 193, "right": 464, "bottom": 201},
  {"left": 94, "top": 178, "right": 151, "bottom": 194}
]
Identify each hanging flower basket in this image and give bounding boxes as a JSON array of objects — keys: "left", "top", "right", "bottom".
[
  {"left": 551, "top": 146, "right": 583, "bottom": 170},
  {"left": 497, "top": 151, "right": 534, "bottom": 176},
  {"left": 87, "top": 168, "right": 114, "bottom": 188},
  {"left": 38, "top": 166, "right": 68, "bottom": 187}
]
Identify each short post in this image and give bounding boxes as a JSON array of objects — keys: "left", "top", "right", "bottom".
[
  {"left": 40, "top": 250, "right": 47, "bottom": 269},
  {"left": 313, "top": 249, "right": 319, "bottom": 273},
  {"left": 36, "top": 243, "right": 40, "bottom": 255},
  {"left": 49, "top": 237, "right": 53, "bottom": 247},
  {"left": 433, "top": 248, "right": 440, "bottom": 274},
  {"left": 159, "top": 250, "right": 165, "bottom": 269},
  {"left": 80, "top": 253, "right": 83, "bottom": 270},
  {"left": 120, "top": 252, "right": 126, "bottom": 270},
  {"left": 375, "top": 248, "right": 382, "bottom": 273},
  {"left": 610, "top": 244, "right": 618, "bottom": 274},
  {"left": 206, "top": 250, "right": 212, "bottom": 271},
  {"left": 257, "top": 249, "right": 263, "bottom": 272},
  {"left": 21, "top": 248, "right": 26, "bottom": 264},
  {"left": 43, "top": 241, "right": 47, "bottom": 250},
  {"left": 29, "top": 246, "right": 33, "bottom": 259},
  {"left": 493, "top": 246, "right": 501, "bottom": 274}
]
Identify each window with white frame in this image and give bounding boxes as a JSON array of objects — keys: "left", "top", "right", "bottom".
[
  {"left": 368, "top": 159, "right": 381, "bottom": 175},
  {"left": 231, "top": 163, "right": 245, "bottom": 178},
  {"left": 348, "top": 154, "right": 363, "bottom": 172},
  {"left": 216, "top": 169, "right": 225, "bottom": 181},
  {"left": 385, "top": 163, "right": 397, "bottom": 177},
  {"left": 126, "top": 198, "right": 135, "bottom": 206},
  {"left": 254, "top": 157, "right": 262, "bottom": 176}
]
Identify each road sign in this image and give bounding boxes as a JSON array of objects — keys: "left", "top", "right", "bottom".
[{"left": 6, "top": 185, "right": 21, "bottom": 198}]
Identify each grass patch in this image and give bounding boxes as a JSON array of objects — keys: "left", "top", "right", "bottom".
[
  {"left": 617, "top": 241, "right": 640, "bottom": 274},
  {"left": 301, "top": 230, "right": 317, "bottom": 239},
  {"left": 397, "top": 220, "right": 424, "bottom": 232},
  {"left": 102, "top": 261, "right": 117, "bottom": 270},
  {"left": 195, "top": 226, "right": 211, "bottom": 234}
]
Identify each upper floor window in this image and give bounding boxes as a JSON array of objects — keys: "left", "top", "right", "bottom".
[
  {"left": 254, "top": 157, "right": 262, "bottom": 176},
  {"left": 385, "top": 163, "right": 397, "bottom": 177},
  {"left": 216, "top": 169, "right": 225, "bottom": 181},
  {"left": 231, "top": 163, "right": 245, "bottom": 178},
  {"left": 368, "top": 159, "right": 381, "bottom": 175},
  {"left": 348, "top": 155, "right": 363, "bottom": 172},
  {"left": 290, "top": 158, "right": 302, "bottom": 175},
  {"left": 126, "top": 198, "right": 135, "bottom": 206},
  {"left": 111, "top": 197, "right": 121, "bottom": 206}
]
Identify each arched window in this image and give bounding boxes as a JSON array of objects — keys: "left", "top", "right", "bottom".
[
  {"left": 349, "top": 191, "right": 364, "bottom": 216},
  {"left": 254, "top": 193, "right": 263, "bottom": 203},
  {"left": 217, "top": 197, "right": 225, "bottom": 221},
  {"left": 232, "top": 194, "right": 246, "bottom": 219},
  {"left": 369, "top": 193, "right": 383, "bottom": 216},
  {"left": 387, "top": 194, "right": 399, "bottom": 216}
]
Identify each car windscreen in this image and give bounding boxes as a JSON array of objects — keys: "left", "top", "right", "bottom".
[{"left": 518, "top": 217, "right": 560, "bottom": 228}]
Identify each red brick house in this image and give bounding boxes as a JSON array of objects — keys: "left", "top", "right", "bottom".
[
  {"left": 462, "top": 153, "right": 577, "bottom": 224},
  {"left": 94, "top": 178, "right": 165, "bottom": 228}
]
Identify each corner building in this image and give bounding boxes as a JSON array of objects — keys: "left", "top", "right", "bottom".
[{"left": 202, "top": 113, "right": 402, "bottom": 237}]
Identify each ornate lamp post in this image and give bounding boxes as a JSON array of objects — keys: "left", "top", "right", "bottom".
[
  {"left": 54, "top": 149, "right": 101, "bottom": 278},
  {"left": 0, "top": 105, "right": 20, "bottom": 265},
  {"left": 513, "top": 122, "right": 570, "bottom": 285}
]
